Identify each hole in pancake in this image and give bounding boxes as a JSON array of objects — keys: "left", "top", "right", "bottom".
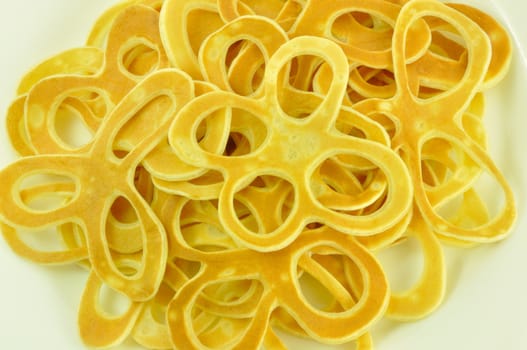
[
  {"left": 420, "top": 137, "right": 460, "bottom": 188},
  {"left": 289, "top": 55, "right": 325, "bottom": 90},
  {"left": 410, "top": 17, "right": 470, "bottom": 98},
  {"left": 134, "top": 166, "right": 154, "bottom": 204},
  {"left": 190, "top": 278, "right": 264, "bottom": 349},
  {"left": 53, "top": 98, "right": 96, "bottom": 150},
  {"left": 434, "top": 171, "right": 505, "bottom": 230},
  {"left": 227, "top": 40, "right": 266, "bottom": 96},
  {"left": 195, "top": 107, "right": 268, "bottom": 157},
  {"left": 12, "top": 224, "right": 74, "bottom": 254},
  {"left": 298, "top": 271, "right": 336, "bottom": 310},
  {"left": 110, "top": 254, "right": 143, "bottom": 277},
  {"left": 68, "top": 89, "right": 110, "bottom": 119},
  {"left": 98, "top": 283, "right": 132, "bottom": 317},
  {"left": 367, "top": 112, "right": 398, "bottom": 140},
  {"left": 310, "top": 154, "right": 386, "bottom": 214},
  {"left": 348, "top": 66, "right": 397, "bottom": 101},
  {"left": 421, "top": 135, "right": 511, "bottom": 237},
  {"left": 296, "top": 244, "right": 363, "bottom": 313},
  {"left": 224, "top": 132, "right": 250, "bottom": 156},
  {"left": 111, "top": 196, "right": 139, "bottom": 224},
  {"left": 225, "top": 40, "right": 244, "bottom": 68},
  {"left": 333, "top": 106, "right": 390, "bottom": 145},
  {"left": 18, "top": 174, "right": 78, "bottom": 213},
  {"left": 60, "top": 221, "right": 87, "bottom": 250},
  {"left": 420, "top": 136, "right": 480, "bottom": 194},
  {"left": 180, "top": 200, "right": 238, "bottom": 252},
  {"left": 105, "top": 195, "right": 144, "bottom": 255},
  {"left": 232, "top": 175, "right": 295, "bottom": 235},
  {"left": 275, "top": 54, "right": 327, "bottom": 120},
  {"left": 120, "top": 39, "right": 160, "bottom": 77}
]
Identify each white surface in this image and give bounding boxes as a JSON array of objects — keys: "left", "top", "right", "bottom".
[{"left": 0, "top": 1, "right": 525, "bottom": 349}]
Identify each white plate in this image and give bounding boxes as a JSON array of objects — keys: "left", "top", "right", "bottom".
[{"left": 0, "top": 1, "right": 525, "bottom": 349}]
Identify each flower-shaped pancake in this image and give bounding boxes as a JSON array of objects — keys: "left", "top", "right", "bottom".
[
  {"left": 169, "top": 36, "right": 412, "bottom": 251},
  {"left": 0, "top": 69, "right": 194, "bottom": 300}
]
